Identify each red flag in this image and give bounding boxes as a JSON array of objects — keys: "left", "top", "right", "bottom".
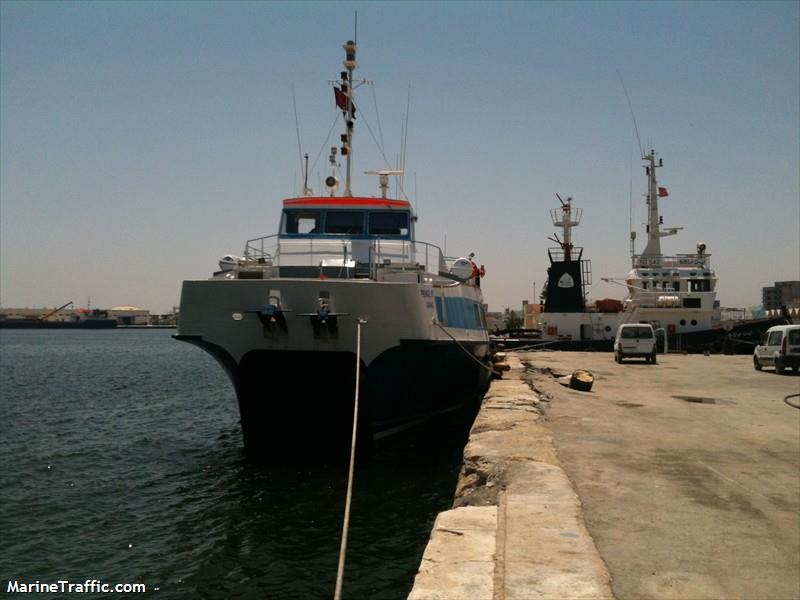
[
  {"left": 658, "top": 187, "right": 669, "bottom": 197},
  {"left": 333, "top": 86, "right": 356, "bottom": 119}
]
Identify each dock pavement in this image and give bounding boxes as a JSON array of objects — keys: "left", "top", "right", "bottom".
[{"left": 408, "top": 352, "right": 800, "bottom": 599}]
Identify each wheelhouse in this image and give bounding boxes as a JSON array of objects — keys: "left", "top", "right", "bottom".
[{"left": 279, "top": 197, "right": 414, "bottom": 240}]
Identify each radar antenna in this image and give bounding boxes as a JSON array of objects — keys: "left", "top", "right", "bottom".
[{"left": 364, "top": 170, "right": 403, "bottom": 199}]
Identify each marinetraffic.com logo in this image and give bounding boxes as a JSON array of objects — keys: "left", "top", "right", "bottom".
[{"left": 6, "top": 580, "right": 146, "bottom": 594}]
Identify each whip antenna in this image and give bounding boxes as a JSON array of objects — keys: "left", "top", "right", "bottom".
[
  {"left": 618, "top": 71, "right": 644, "bottom": 159},
  {"left": 291, "top": 84, "right": 306, "bottom": 193}
]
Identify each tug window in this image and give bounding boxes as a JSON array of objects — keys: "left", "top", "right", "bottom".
[
  {"left": 282, "top": 211, "right": 321, "bottom": 234},
  {"left": 369, "top": 212, "right": 409, "bottom": 236},
  {"left": 325, "top": 211, "right": 364, "bottom": 234}
]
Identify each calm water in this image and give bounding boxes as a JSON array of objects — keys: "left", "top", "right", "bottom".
[{"left": 0, "top": 329, "right": 469, "bottom": 598}]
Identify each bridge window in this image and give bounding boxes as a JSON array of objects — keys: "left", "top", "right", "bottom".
[
  {"left": 282, "top": 211, "right": 321, "bottom": 234},
  {"left": 325, "top": 211, "right": 364, "bottom": 234},
  {"left": 368, "top": 211, "right": 409, "bottom": 236}
]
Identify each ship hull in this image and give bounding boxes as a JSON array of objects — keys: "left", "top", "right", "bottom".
[{"left": 176, "top": 278, "right": 491, "bottom": 455}]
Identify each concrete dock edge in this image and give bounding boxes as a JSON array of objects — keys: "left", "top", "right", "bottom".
[{"left": 408, "top": 354, "right": 614, "bottom": 600}]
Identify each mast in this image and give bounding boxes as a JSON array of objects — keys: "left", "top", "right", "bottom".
[
  {"left": 341, "top": 40, "right": 357, "bottom": 196},
  {"left": 641, "top": 150, "right": 662, "bottom": 257},
  {"left": 639, "top": 148, "right": 683, "bottom": 261},
  {"left": 550, "top": 194, "right": 581, "bottom": 262},
  {"left": 543, "top": 195, "right": 588, "bottom": 313}
]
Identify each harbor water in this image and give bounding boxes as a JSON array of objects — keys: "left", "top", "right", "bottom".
[{"left": 0, "top": 329, "right": 469, "bottom": 598}]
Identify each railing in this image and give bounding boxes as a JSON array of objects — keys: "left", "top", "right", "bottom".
[
  {"left": 244, "top": 234, "right": 279, "bottom": 261},
  {"left": 371, "top": 239, "right": 447, "bottom": 275},
  {"left": 547, "top": 246, "right": 584, "bottom": 263},
  {"left": 626, "top": 289, "right": 714, "bottom": 309},
  {"left": 241, "top": 234, "right": 449, "bottom": 279}
]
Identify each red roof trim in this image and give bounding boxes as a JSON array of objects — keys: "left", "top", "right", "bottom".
[{"left": 283, "top": 196, "right": 411, "bottom": 208}]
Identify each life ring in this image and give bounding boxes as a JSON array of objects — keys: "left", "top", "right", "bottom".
[
  {"left": 479, "top": 265, "right": 486, "bottom": 277},
  {"left": 470, "top": 261, "right": 479, "bottom": 278}
]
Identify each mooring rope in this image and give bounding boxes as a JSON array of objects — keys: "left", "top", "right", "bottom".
[
  {"left": 334, "top": 318, "right": 365, "bottom": 600},
  {"left": 784, "top": 393, "right": 800, "bottom": 410},
  {"left": 432, "top": 320, "right": 499, "bottom": 376}
]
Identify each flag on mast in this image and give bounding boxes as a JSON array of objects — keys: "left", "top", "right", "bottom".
[
  {"left": 333, "top": 87, "right": 356, "bottom": 119},
  {"left": 658, "top": 187, "right": 669, "bottom": 197}
]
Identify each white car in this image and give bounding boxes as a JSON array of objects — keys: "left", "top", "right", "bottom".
[
  {"left": 614, "top": 323, "right": 657, "bottom": 364},
  {"left": 753, "top": 324, "right": 800, "bottom": 374}
]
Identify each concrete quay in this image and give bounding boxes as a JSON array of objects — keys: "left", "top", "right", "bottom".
[
  {"left": 408, "top": 352, "right": 800, "bottom": 600},
  {"left": 408, "top": 354, "right": 614, "bottom": 600}
]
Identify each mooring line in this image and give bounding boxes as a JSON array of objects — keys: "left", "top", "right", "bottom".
[
  {"left": 432, "top": 320, "right": 498, "bottom": 376},
  {"left": 334, "top": 318, "right": 366, "bottom": 600}
]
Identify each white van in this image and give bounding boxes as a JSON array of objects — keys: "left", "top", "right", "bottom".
[
  {"left": 753, "top": 324, "right": 800, "bottom": 374},
  {"left": 614, "top": 323, "right": 657, "bottom": 364}
]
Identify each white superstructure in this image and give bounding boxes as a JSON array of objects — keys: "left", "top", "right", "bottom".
[{"left": 539, "top": 149, "right": 721, "bottom": 349}]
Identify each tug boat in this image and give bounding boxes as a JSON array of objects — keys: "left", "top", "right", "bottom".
[
  {"left": 534, "top": 150, "right": 789, "bottom": 353},
  {"left": 175, "top": 41, "right": 491, "bottom": 454}
]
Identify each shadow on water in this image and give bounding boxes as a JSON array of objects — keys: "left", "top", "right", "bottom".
[{"left": 175, "top": 412, "right": 474, "bottom": 600}]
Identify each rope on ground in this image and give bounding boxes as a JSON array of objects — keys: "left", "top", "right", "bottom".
[
  {"left": 432, "top": 320, "right": 499, "bottom": 376},
  {"left": 497, "top": 340, "right": 564, "bottom": 352},
  {"left": 784, "top": 393, "right": 800, "bottom": 410},
  {"left": 334, "top": 318, "right": 366, "bottom": 600}
]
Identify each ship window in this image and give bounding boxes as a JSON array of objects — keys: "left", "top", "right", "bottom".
[
  {"left": 691, "top": 320, "right": 698, "bottom": 326},
  {"left": 325, "top": 211, "right": 364, "bottom": 234},
  {"left": 282, "top": 211, "right": 321, "bottom": 234},
  {"left": 690, "top": 279, "right": 711, "bottom": 292},
  {"left": 680, "top": 319, "right": 686, "bottom": 326},
  {"left": 368, "top": 212, "right": 409, "bottom": 236}
]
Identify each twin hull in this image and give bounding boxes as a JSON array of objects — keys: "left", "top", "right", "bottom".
[{"left": 177, "top": 278, "right": 490, "bottom": 453}]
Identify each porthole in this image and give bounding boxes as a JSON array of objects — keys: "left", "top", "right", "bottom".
[
  {"left": 232, "top": 312, "right": 243, "bottom": 321},
  {"left": 605, "top": 326, "right": 611, "bottom": 332},
  {"left": 691, "top": 319, "right": 697, "bottom": 326},
  {"left": 680, "top": 319, "right": 686, "bottom": 326}
]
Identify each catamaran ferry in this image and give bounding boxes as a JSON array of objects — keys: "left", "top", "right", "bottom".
[{"left": 175, "top": 40, "right": 491, "bottom": 454}]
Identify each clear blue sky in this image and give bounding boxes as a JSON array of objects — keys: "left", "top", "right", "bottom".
[{"left": 2, "top": 1, "right": 798, "bottom": 313}]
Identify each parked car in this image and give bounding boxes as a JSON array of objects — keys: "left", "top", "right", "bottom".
[
  {"left": 614, "top": 323, "right": 657, "bottom": 364},
  {"left": 753, "top": 324, "right": 800, "bottom": 374}
]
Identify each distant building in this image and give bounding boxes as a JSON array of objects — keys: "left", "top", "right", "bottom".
[
  {"left": 0, "top": 304, "right": 151, "bottom": 325},
  {"left": 522, "top": 300, "right": 542, "bottom": 330},
  {"left": 108, "top": 306, "right": 150, "bottom": 326},
  {"left": 0, "top": 306, "right": 79, "bottom": 322},
  {"left": 762, "top": 281, "right": 800, "bottom": 310}
]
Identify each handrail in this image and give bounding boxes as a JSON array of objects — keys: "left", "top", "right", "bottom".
[
  {"left": 243, "top": 234, "right": 279, "bottom": 260},
  {"left": 240, "top": 233, "right": 468, "bottom": 279}
]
